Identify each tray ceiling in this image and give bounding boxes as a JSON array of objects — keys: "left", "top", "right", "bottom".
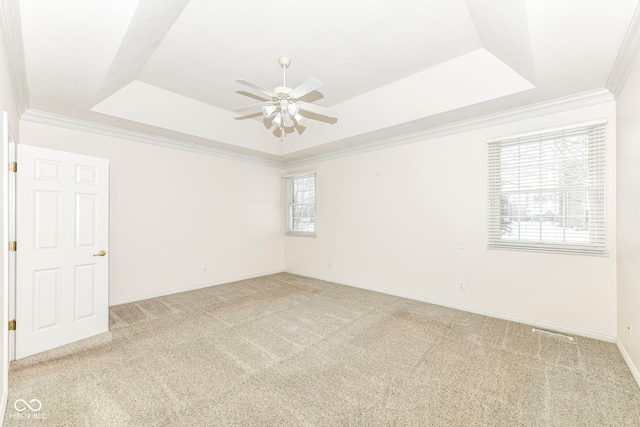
[{"left": 12, "top": 0, "right": 639, "bottom": 164}]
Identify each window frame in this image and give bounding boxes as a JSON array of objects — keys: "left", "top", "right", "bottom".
[
  {"left": 487, "top": 119, "right": 607, "bottom": 256},
  {"left": 284, "top": 170, "right": 317, "bottom": 237}
]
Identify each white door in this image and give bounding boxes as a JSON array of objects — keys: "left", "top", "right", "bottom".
[{"left": 16, "top": 144, "right": 109, "bottom": 359}]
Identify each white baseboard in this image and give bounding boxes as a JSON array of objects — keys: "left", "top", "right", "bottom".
[
  {"left": 0, "top": 389, "right": 7, "bottom": 427},
  {"left": 108, "top": 269, "right": 619, "bottom": 343},
  {"left": 285, "top": 270, "right": 616, "bottom": 343},
  {"left": 107, "top": 269, "right": 636, "bottom": 390},
  {"left": 109, "top": 269, "right": 285, "bottom": 306},
  {"left": 616, "top": 338, "right": 640, "bottom": 390}
]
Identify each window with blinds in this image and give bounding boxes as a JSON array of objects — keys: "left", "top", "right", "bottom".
[
  {"left": 284, "top": 171, "right": 317, "bottom": 236},
  {"left": 488, "top": 120, "right": 607, "bottom": 255}
]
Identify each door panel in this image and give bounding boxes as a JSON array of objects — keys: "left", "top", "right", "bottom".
[
  {"left": 76, "top": 194, "right": 96, "bottom": 246},
  {"left": 16, "top": 144, "right": 109, "bottom": 359},
  {"left": 74, "top": 264, "right": 96, "bottom": 320},
  {"left": 33, "top": 268, "right": 60, "bottom": 331},
  {"left": 35, "top": 191, "right": 61, "bottom": 249}
]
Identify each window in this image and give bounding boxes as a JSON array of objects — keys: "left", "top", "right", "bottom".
[
  {"left": 488, "top": 120, "right": 606, "bottom": 255},
  {"left": 284, "top": 171, "right": 317, "bottom": 236}
]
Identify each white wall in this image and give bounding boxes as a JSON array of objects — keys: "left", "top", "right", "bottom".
[
  {"left": 20, "top": 121, "right": 284, "bottom": 304},
  {"left": 285, "top": 101, "right": 618, "bottom": 340},
  {"left": 616, "top": 54, "right": 640, "bottom": 384}
]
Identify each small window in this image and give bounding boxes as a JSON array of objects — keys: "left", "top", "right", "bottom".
[
  {"left": 488, "top": 120, "right": 607, "bottom": 255},
  {"left": 284, "top": 171, "right": 317, "bottom": 236}
]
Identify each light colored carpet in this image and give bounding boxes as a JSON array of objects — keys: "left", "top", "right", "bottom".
[{"left": 4, "top": 273, "right": 640, "bottom": 426}]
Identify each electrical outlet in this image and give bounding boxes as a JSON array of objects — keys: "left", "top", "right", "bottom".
[
  {"left": 328, "top": 262, "right": 334, "bottom": 269},
  {"left": 203, "top": 266, "right": 207, "bottom": 273},
  {"left": 458, "top": 239, "right": 464, "bottom": 249},
  {"left": 459, "top": 281, "right": 465, "bottom": 291}
]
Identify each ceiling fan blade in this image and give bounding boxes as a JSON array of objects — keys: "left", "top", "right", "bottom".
[
  {"left": 289, "top": 78, "right": 323, "bottom": 99},
  {"left": 298, "top": 101, "right": 338, "bottom": 119},
  {"left": 235, "top": 79, "right": 276, "bottom": 99},
  {"left": 234, "top": 101, "right": 273, "bottom": 113}
]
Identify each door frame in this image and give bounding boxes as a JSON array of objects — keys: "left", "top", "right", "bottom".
[
  {"left": 2, "top": 110, "right": 15, "bottom": 422},
  {"left": 6, "top": 122, "right": 15, "bottom": 362}
]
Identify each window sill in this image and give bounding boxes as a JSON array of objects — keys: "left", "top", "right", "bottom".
[
  {"left": 286, "top": 232, "right": 317, "bottom": 238},
  {"left": 487, "top": 243, "right": 608, "bottom": 257}
]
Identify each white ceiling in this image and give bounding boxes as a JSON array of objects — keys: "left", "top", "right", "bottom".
[{"left": 14, "top": 0, "right": 639, "bottom": 164}]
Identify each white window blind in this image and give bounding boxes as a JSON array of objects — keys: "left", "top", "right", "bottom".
[
  {"left": 488, "top": 120, "right": 607, "bottom": 255},
  {"left": 284, "top": 171, "right": 317, "bottom": 236}
]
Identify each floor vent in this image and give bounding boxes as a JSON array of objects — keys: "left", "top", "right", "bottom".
[{"left": 532, "top": 328, "right": 574, "bottom": 341}]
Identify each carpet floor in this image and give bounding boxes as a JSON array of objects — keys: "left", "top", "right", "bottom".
[{"left": 4, "top": 273, "right": 640, "bottom": 426}]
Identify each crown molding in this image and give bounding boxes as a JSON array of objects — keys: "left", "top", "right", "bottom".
[
  {"left": 20, "top": 87, "right": 614, "bottom": 171},
  {"left": 606, "top": 2, "right": 640, "bottom": 98},
  {"left": 283, "top": 88, "right": 615, "bottom": 168},
  {"left": 21, "top": 110, "right": 285, "bottom": 168},
  {"left": 0, "top": 0, "right": 29, "bottom": 115}
]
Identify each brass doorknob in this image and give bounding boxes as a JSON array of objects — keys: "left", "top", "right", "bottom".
[{"left": 93, "top": 250, "right": 107, "bottom": 257}]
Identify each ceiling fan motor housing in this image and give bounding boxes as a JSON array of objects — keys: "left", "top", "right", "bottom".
[{"left": 274, "top": 87, "right": 292, "bottom": 96}]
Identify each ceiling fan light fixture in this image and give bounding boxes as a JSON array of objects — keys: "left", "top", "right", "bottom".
[
  {"left": 284, "top": 113, "right": 294, "bottom": 128},
  {"left": 272, "top": 112, "right": 283, "bottom": 127},
  {"left": 262, "top": 105, "right": 277, "bottom": 118},
  {"left": 287, "top": 102, "right": 299, "bottom": 116},
  {"left": 236, "top": 56, "right": 337, "bottom": 134}
]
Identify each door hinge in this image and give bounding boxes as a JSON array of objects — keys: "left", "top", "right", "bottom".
[
  {"left": 8, "top": 161, "right": 16, "bottom": 172},
  {"left": 8, "top": 241, "right": 16, "bottom": 251},
  {"left": 8, "top": 320, "right": 16, "bottom": 331}
]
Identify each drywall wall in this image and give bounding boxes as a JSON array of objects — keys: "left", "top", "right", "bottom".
[
  {"left": 19, "top": 121, "right": 285, "bottom": 304},
  {"left": 0, "top": 19, "right": 17, "bottom": 131},
  {"left": 616, "top": 54, "right": 640, "bottom": 384},
  {"left": 285, "top": 101, "right": 618, "bottom": 340}
]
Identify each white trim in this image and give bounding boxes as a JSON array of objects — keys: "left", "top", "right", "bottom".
[
  {"left": 0, "top": 389, "right": 6, "bottom": 426},
  {"left": 20, "top": 110, "right": 285, "bottom": 169},
  {"left": 285, "top": 270, "right": 616, "bottom": 343},
  {"left": 283, "top": 170, "right": 316, "bottom": 178},
  {"left": 5, "top": 129, "right": 14, "bottom": 365},
  {"left": 7, "top": 133, "right": 18, "bottom": 361},
  {"left": 486, "top": 118, "right": 608, "bottom": 143},
  {"left": 606, "top": 2, "right": 640, "bottom": 98},
  {"left": 20, "top": 88, "right": 614, "bottom": 170},
  {"left": 616, "top": 338, "right": 640, "bottom": 390},
  {"left": 108, "top": 270, "right": 285, "bottom": 306},
  {"left": 0, "top": 0, "right": 29, "bottom": 114},
  {"left": 487, "top": 244, "right": 609, "bottom": 257},
  {"left": 283, "top": 89, "right": 614, "bottom": 168},
  {"left": 1, "top": 111, "right": 8, "bottom": 426}
]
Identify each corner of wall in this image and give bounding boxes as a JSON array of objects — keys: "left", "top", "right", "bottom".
[{"left": 617, "top": 338, "right": 640, "bottom": 389}]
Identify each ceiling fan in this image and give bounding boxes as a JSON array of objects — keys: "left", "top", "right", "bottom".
[{"left": 234, "top": 57, "right": 338, "bottom": 131}]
